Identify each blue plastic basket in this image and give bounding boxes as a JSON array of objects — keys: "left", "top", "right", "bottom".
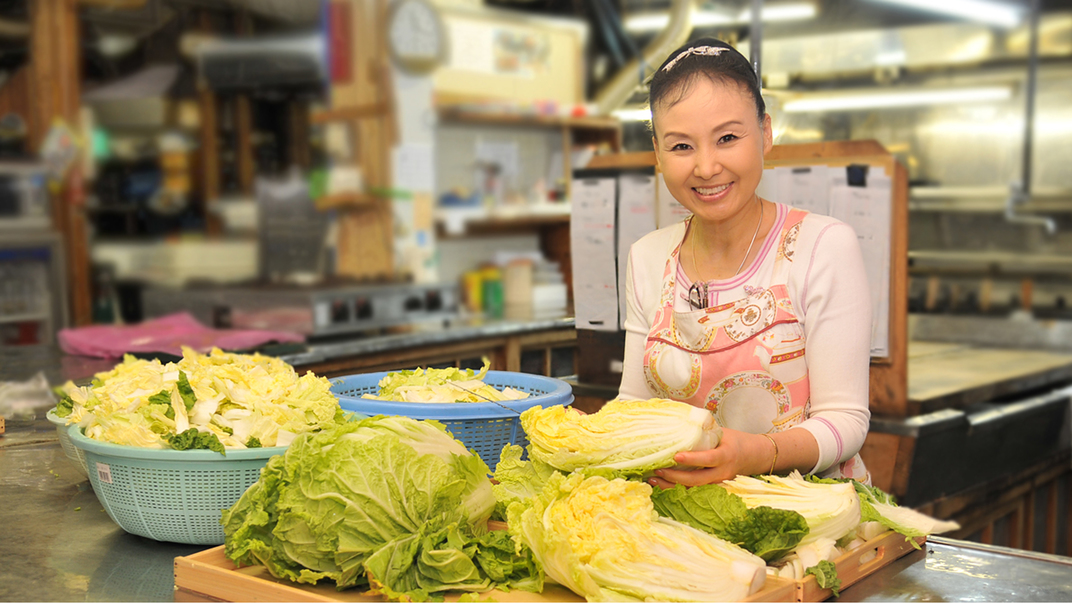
[
  {"left": 47, "top": 408, "right": 89, "bottom": 478},
  {"left": 68, "top": 424, "right": 286, "bottom": 545},
  {"left": 331, "top": 370, "right": 573, "bottom": 470}
]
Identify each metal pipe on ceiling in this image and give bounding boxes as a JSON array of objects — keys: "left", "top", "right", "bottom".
[
  {"left": 1004, "top": 0, "right": 1056, "bottom": 235},
  {"left": 749, "top": 0, "right": 762, "bottom": 82},
  {"left": 593, "top": 0, "right": 695, "bottom": 116}
]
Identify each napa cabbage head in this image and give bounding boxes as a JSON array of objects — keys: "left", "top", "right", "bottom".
[
  {"left": 506, "top": 472, "right": 767, "bottom": 602},
  {"left": 851, "top": 480, "right": 959, "bottom": 543},
  {"left": 650, "top": 483, "right": 810, "bottom": 562},
  {"left": 222, "top": 416, "right": 517, "bottom": 600},
  {"left": 720, "top": 471, "right": 861, "bottom": 548},
  {"left": 490, "top": 444, "right": 561, "bottom": 519},
  {"left": 519, "top": 398, "right": 722, "bottom": 477}
]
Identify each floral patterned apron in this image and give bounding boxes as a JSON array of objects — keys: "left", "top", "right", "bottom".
[{"left": 642, "top": 209, "right": 869, "bottom": 481}]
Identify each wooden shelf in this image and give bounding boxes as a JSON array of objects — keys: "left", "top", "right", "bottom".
[
  {"left": 436, "top": 106, "right": 620, "bottom": 131},
  {"left": 314, "top": 192, "right": 381, "bottom": 210},
  {"left": 435, "top": 209, "right": 570, "bottom": 238},
  {"left": 910, "top": 250, "right": 1072, "bottom": 273},
  {"left": 0, "top": 312, "right": 49, "bottom": 324},
  {"left": 310, "top": 103, "right": 389, "bottom": 125}
]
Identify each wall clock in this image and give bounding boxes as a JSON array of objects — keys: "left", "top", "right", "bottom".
[{"left": 386, "top": 0, "right": 447, "bottom": 75}]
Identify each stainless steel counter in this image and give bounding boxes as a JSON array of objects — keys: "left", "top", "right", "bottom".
[
  {"left": 841, "top": 537, "right": 1072, "bottom": 601},
  {"left": 4, "top": 414, "right": 1072, "bottom": 602}
]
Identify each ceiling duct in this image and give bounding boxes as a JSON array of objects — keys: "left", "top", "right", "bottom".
[
  {"left": 593, "top": 0, "right": 695, "bottom": 116},
  {"left": 759, "top": 13, "right": 1072, "bottom": 81}
]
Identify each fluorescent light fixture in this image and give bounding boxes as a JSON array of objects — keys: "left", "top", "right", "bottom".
[
  {"left": 864, "top": 0, "right": 1023, "bottom": 28},
  {"left": 612, "top": 107, "right": 653, "bottom": 122},
  {"left": 756, "top": 3, "right": 818, "bottom": 22},
  {"left": 874, "top": 49, "right": 908, "bottom": 66},
  {"left": 624, "top": 2, "right": 816, "bottom": 33},
  {"left": 782, "top": 86, "right": 1012, "bottom": 112}
]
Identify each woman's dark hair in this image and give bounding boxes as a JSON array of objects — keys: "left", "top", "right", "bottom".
[{"left": 648, "top": 37, "right": 765, "bottom": 135}]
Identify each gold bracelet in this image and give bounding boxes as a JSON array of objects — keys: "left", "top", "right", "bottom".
[{"left": 762, "top": 434, "right": 778, "bottom": 475}]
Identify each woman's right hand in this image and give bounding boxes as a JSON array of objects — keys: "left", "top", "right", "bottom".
[{"left": 647, "top": 428, "right": 772, "bottom": 489}]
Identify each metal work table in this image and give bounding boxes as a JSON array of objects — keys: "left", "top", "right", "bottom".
[{"left": 4, "top": 414, "right": 1072, "bottom": 602}]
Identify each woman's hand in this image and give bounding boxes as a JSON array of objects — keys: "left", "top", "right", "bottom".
[{"left": 647, "top": 428, "right": 772, "bottom": 489}]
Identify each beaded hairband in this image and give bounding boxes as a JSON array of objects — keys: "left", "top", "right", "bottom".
[{"left": 661, "top": 46, "right": 727, "bottom": 72}]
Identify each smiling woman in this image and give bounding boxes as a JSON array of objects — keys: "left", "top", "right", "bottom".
[{"left": 617, "top": 38, "right": 874, "bottom": 489}]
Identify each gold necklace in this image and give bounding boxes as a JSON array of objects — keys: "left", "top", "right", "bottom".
[{"left": 690, "top": 199, "right": 764, "bottom": 288}]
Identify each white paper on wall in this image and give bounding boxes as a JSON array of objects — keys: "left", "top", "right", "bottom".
[
  {"left": 764, "top": 163, "right": 893, "bottom": 359},
  {"left": 616, "top": 172, "right": 657, "bottom": 329},
  {"left": 656, "top": 172, "right": 692, "bottom": 228},
  {"left": 571, "top": 176, "right": 619, "bottom": 331}
]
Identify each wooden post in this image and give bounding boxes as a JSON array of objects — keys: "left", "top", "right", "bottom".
[
  {"left": 1021, "top": 278, "right": 1034, "bottom": 313},
  {"left": 1024, "top": 488, "right": 1036, "bottom": 551},
  {"left": 234, "top": 96, "right": 254, "bottom": 194},
  {"left": 288, "top": 101, "right": 311, "bottom": 170},
  {"left": 1067, "top": 475, "right": 1072, "bottom": 556},
  {"left": 980, "top": 277, "right": 994, "bottom": 313},
  {"left": 0, "top": 67, "right": 33, "bottom": 148},
  {"left": 29, "top": 0, "right": 92, "bottom": 327},
  {"left": 1008, "top": 502, "right": 1023, "bottom": 550},
  {"left": 329, "top": 0, "right": 394, "bottom": 280},
  {"left": 234, "top": 11, "right": 255, "bottom": 195},
  {"left": 1045, "top": 481, "right": 1058, "bottom": 554},
  {"left": 198, "top": 11, "right": 222, "bottom": 235}
]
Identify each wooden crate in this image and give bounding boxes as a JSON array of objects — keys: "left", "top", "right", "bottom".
[
  {"left": 173, "top": 522, "right": 921, "bottom": 603},
  {"left": 793, "top": 531, "right": 926, "bottom": 602},
  {"left": 173, "top": 544, "right": 796, "bottom": 602}
]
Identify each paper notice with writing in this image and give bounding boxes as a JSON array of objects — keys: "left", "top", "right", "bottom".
[
  {"left": 656, "top": 172, "right": 692, "bottom": 228},
  {"left": 393, "top": 143, "right": 435, "bottom": 193},
  {"left": 763, "top": 163, "right": 893, "bottom": 358},
  {"left": 571, "top": 176, "right": 619, "bottom": 331},
  {"left": 828, "top": 169, "right": 892, "bottom": 358},
  {"left": 758, "top": 165, "right": 833, "bottom": 215},
  {"left": 617, "top": 172, "right": 657, "bottom": 329}
]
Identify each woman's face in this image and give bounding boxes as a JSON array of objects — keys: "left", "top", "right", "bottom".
[{"left": 652, "top": 77, "right": 772, "bottom": 225}]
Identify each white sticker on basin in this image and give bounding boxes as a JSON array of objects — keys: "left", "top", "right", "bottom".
[{"left": 96, "top": 462, "right": 113, "bottom": 484}]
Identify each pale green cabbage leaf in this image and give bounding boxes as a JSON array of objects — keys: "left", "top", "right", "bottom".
[
  {"left": 490, "top": 444, "right": 560, "bottom": 520},
  {"left": 649, "top": 483, "right": 810, "bottom": 562},
  {"left": 506, "top": 472, "right": 768, "bottom": 602},
  {"left": 520, "top": 398, "right": 722, "bottom": 477},
  {"left": 222, "top": 416, "right": 540, "bottom": 601},
  {"left": 852, "top": 480, "right": 960, "bottom": 542},
  {"left": 720, "top": 471, "right": 862, "bottom": 547},
  {"left": 363, "top": 359, "right": 529, "bottom": 403}
]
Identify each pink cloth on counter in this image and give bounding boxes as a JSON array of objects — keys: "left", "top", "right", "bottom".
[{"left": 58, "top": 312, "right": 305, "bottom": 359}]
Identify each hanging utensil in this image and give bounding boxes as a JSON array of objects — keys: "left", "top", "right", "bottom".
[{"left": 448, "top": 381, "right": 523, "bottom": 415}]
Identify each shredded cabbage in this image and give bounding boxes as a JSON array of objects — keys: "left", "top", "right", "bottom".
[
  {"left": 55, "top": 348, "right": 344, "bottom": 451},
  {"left": 362, "top": 359, "right": 530, "bottom": 403}
]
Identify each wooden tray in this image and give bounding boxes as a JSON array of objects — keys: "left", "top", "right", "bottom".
[
  {"left": 794, "top": 531, "right": 926, "bottom": 602},
  {"left": 173, "top": 545, "right": 797, "bottom": 602}
]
